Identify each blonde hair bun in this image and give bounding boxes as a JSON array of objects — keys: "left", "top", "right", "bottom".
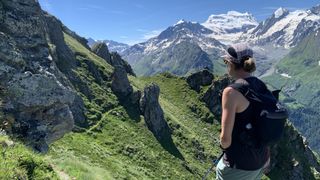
[{"left": 243, "top": 57, "right": 256, "bottom": 73}]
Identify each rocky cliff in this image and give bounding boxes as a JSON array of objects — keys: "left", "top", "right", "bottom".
[
  {"left": 91, "top": 42, "right": 135, "bottom": 76},
  {"left": 0, "top": 0, "right": 79, "bottom": 152}
]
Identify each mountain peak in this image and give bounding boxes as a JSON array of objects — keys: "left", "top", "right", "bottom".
[
  {"left": 310, "top": 4, "right": 320, "bottom": 15},
  {"left": 274, "top": 7, "right": 289, "bottom": 18},
  {"left": 174, "top": 19, "right": 198, "bottom": 27},
  {"left": 203, "top": 11, "right": 257, "bottom": 40},
  {"left": 226, "top": 11, "right": 250, "bottom": 16},
  {"left": 175, "top": 19, "right": 186, "bottom": 25}
]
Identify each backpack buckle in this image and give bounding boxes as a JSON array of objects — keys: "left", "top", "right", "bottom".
[{"left": 260, "top": 110, "right": 268, "bottom": 117}]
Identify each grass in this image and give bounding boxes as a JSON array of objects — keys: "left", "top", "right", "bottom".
[
  {"left": 63, "top": 33, "right": 119, "bottom": 127},
  {"left": 46, "top": 71, "right": 223, "bottom": 179},
  {"left": 0, "top": 135, "right": 58, "bottom": 180},
  {"left": 43, "top": 32, "right": 222, "bottom": 179}
]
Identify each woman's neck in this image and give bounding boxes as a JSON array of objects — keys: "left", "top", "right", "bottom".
[{"left": 233, "top": 71, "right": 252, "bottom": 80}]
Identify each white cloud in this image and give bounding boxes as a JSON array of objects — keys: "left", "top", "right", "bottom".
[
  {"left": 121, "top": 28, "right": 164, "bottom": 45},
  {"left": 142, "top": 29, "right": 163, "bottom": 40}
]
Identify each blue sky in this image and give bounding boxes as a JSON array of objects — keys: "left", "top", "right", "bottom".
[{"left": 39, "top": 0, "right": 319, "bottom": 45}]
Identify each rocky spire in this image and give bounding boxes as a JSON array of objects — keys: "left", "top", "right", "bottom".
[
  {"left": 139, "top": 83, "right": 171, "bottom": 141},
  {"left": 92, "top": 42, "right": 136, "bottom": 76}
]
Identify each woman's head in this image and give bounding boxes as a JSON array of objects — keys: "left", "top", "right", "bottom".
[{"left": 223, "top": 43, "right": 256, "bottom": 77}]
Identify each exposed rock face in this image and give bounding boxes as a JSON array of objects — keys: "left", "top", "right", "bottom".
[
  {"left": 201, "top": 75, "right": 232, "bottom": 117},
  {"left": 91, "top": 42, "right": 136, "bottom": 76},
  {"left": 311, "top": 4, "right": 320, "bottom": 15},
  {"left": 186, "top": 69, "right": 214, "bottom": 92},
  {"left": 91, "top": 42, "right": 112, "bottom": 62},
  {"left": 111, "top": 66, "right": 133, "bottom": 98},
  {"left": 44, "top": 13, "right": 86, "bottom": 126},
  {"left": 139, "top": 84, "right": 170, "bottom": 141},
  {"left": 0, "top": 0, "right": 78, "bottom": 151},
  {"left": 269, "top": 122, "right": 320, "bottom": 179},
  {"left": 111, "top": 52, "right": 136, "bottom": 76},
  {"left": 91, "top": 42, "right": 136, "bottom": 100}
]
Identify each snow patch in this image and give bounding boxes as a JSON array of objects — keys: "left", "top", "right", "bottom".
[
  {"left": 207, "top": 31, "right": 244, "bottom": 45},
  {"left": 159, "top": 39, "right": 173, "bottom": 49},
  {"left": 48, "top": 54, "right": 53, "bottom": 61},
  {"left": 202, "top": 11, "right": 258, "bottom": 43},
  {"left": 144, "top": 43, "right": 158, "bottom": 53},
  {"left": 175, "top": 19, "right": 186, "bottom": 25},
  {"left": 261, "top": 10, "right": 308, "bottom": 44},
  {"left": 274, "top": 7, "right": 285, "bottom": 18},
  {"left": 280, "top": 73, "right": 292, "bottom": 78},
  {"left": 304, "top": 14, "right": 320, "bottom": 21}
]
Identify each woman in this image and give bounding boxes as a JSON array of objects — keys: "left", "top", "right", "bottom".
[{"left": 216, "top": 43, "right": 269, "bottom": 180}]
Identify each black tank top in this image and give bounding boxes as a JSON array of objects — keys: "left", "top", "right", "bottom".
[{"left": 223, "top": 77, "right": 269, "bottom": 170}]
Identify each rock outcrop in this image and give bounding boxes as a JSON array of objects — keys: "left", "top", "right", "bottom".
[
  {"left": 111, "top": 66, "right": 133, "bottom": 98},
  {"left": 269, "top": 122, "right": 320, "bottom": 179},
  {"left": 201, "top": 74, "right": 232, "bottom": 117},
  {"left": 0, "top": 0, "right": 79, "bottom": 151},
  {"left": 139, "top": 83, "right": 170, "bottom": 141},
  {"left": 62, "top": 25, "right": 90, "bottom": 50},
  {"left": 44, "top": 13, "right": 86, "bottom": 126},
  {"left": 91, "top": 42, "right": 136, "bottom": 100},
  {"left": 91, "top": 42, "right": 136, "bottom": 76},
  {"left": 91, "top": 42, "right": 112, "bottom": 62},
  {"left": 186, "top": 69, "right": 214, "bottom": 92}
]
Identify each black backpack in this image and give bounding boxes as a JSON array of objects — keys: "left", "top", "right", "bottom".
[{"left": 229, "top": 78, "right": 288, "bottom": 146}]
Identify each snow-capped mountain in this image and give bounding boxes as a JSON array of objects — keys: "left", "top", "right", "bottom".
[
  {"left": 123, "top": 20, "right": 226, "bottom": 65},
  {"left": 103, "top": 40, "right": 129, "bottom": 53},
  {"left": 243, "top": 7, "right": 320, "bottom": 48},
  {"left": 202, "top": 11, "right": 258, "bottom": 44},
  {"left": 122, "top": 20, "right": 224, "bottom": 76},
  {"left": 122, "top": 5, "right": 320, "bottom": 76},
  {"left": 87, "top": 38, "right": 129, "bottom": 53},
  {"left": 87, "top": 37, "right": 96, "bottom": 47}
]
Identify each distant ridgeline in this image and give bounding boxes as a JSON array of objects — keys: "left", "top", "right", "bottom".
[
  {"left": 0, "top": 0, "right": 319, "bottom": 179},
  {"left": 120, "top": 4, "right": 320, "bottom": 156},
  {"left": 263, "top": 29, "right": 320, "bottom": 154}
]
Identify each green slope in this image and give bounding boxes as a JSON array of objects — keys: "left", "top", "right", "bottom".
[
  {"left": 44, "top": 32, "right": 222, "bottom": 179},
  {"left": 0, "top": 135, "right": 58, "bottom": 179},
  {"left": 263, "top": 30, "right": 320, "bottom": 153}
]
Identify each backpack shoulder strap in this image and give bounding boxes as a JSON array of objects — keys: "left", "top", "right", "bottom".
[
  {"left": 228, "top": 79, "right": 263, "bottom": 104},
  {"left": 228, "top": 79, "right": 250, "bottom": 97}
]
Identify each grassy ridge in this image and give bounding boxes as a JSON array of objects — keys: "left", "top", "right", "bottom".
[{"left": 45, "top": 32, "right": 223, "bottom": 179}]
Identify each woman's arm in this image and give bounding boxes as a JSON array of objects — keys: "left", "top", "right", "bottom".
[{"left": 220, "top": 87, "right": 237, "bottom": 149}]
